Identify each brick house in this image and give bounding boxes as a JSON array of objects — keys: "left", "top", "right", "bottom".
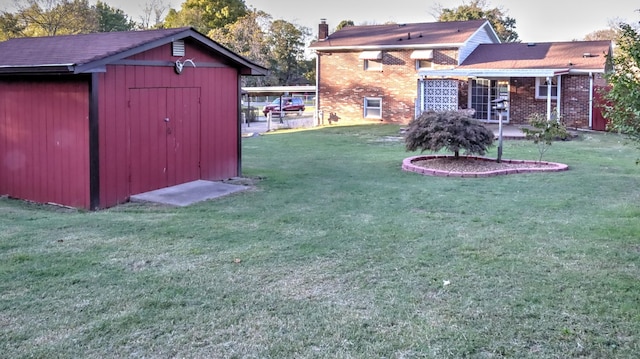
[
  {"left": 309, "top": 20, "right": 613, "bottom": 130},
  {"left": 309, "top": 20, "right": 500, "bottom": 124}
]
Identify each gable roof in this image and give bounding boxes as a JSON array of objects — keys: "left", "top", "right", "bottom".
[
  {"left": 0, "top": 27, "right": 268, "bottom": 75},
  {"left": 421, "top": 40, "right": 612, "bottom": 78},
  {"left": 309, "top": 20, "right": 499, "bottom": 51}
]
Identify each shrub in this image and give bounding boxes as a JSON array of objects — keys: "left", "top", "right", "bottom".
[
  {"left": 404, "top": 110, "right": 494, "bottom": 158},
  {"left": 521, "top": 112, "right": 569, "bottom": 161}
]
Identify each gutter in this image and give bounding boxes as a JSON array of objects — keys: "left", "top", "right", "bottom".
[
  {"left": 0, "top": 64, "right": 75, "bottom": 74},
  {"left": 589, "top": 72, "right": 594, "bottom": 129},
  {"left": 315, "top": 51, "right": 320, "bottom": 126}
]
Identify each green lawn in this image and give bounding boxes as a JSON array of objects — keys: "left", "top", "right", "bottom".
[{"left": 1, "top": 124, "right": 639, "bottom": 358}]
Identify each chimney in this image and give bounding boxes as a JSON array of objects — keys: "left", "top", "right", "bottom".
[{"left": 319, "top": 18, "right": 329, "bottom": 40}]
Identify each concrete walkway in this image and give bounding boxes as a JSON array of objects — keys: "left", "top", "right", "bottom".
[{"left": 130, "top": 180, "right": 249, "bottom": 207}]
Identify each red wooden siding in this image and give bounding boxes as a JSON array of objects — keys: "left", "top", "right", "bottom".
[
  {"left": 0, "top": 78, "right": 90, "bottom": 208},
  {"left": 97, "top": 42, "right": 240, "bottom": 208}
]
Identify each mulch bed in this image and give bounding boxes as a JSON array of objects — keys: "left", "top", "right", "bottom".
[{"left": 403, "top": 155, "right": 569, "bottom": 177}]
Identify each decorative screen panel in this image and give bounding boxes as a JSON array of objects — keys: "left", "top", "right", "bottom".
[{"left": 422, "top": 80, "right": 458, "bottom": 112}]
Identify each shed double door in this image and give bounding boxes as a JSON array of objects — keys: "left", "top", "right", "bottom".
[{"left": 129, "top": 87, "right": 201, "bottom": 195}]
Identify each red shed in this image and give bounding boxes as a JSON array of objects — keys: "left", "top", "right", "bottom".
[{"left": 0, "top": 28, "right": 267, "bottom": 210}]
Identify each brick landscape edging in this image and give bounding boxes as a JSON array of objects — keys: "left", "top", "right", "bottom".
[{"left": 402, "top": 155, "right": 569, "bottom": 178}]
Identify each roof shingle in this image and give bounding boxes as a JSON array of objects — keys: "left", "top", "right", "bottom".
[
  {"left": 459, "top": 41, "right": 612, "bottom": 70},
  {"left": 0, "top": 27, "right": 190, "bottom": 67},
  {"left": 309, "top": 20, "right": 491, "bottom": 49}
]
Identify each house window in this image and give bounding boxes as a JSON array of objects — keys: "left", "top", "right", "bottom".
[
  {"left": 416, "top": 59, "right": 433, "bottom": 70},
  {"left": 411, "top": 50, "right": 434, "bottom": 70},
  {"left": 360, "top": 51, "right": 383, "bottom": 71},
  {"left": 364, "top": 59, "right": 382, "bottom": 71},
  {"left": 364, "top": 97, "right": 382, "bottom": 119},
  {"left": 536, "top": 77, "right": 558, "bottom": 99}
]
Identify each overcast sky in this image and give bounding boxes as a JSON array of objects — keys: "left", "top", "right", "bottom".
[{"left": 1, "top": 0, "right": 638, "bottom": 43}]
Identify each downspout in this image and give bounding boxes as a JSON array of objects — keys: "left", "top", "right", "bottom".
[
  {"left": 315, "top": 51, "right": 320, "bottom": 126},
  {"left": 588, "top": 72, "right": 594, "bottom": 128},
  {"left": 89, "top": 73, "right": 100, "bottom": 210},
  {"left": 236, "top": 73, "right": 242, "bottom": 177}
]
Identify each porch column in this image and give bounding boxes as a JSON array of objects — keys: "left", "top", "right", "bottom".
[
  {"left": 546, "top": 76, "right": 552, "bottom": 121},
  {"left": 556, "top": 75, "right": 561, "bottom": 122}
]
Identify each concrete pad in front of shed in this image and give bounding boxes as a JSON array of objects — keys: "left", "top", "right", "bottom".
[{"left": 130, "top": 180, "right": 249, "bottom": 207}]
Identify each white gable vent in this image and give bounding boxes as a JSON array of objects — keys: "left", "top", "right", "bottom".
[{"left": 172, "top": 40, "right": 185, "bottom": 57}]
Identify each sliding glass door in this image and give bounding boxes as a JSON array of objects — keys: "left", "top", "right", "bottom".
[{"left": 470, "top": 79, "right": 509, "bottom": 123}]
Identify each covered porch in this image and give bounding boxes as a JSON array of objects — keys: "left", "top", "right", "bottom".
[{"left": 417, "top": 68, "right": 593, "bottom": 126}]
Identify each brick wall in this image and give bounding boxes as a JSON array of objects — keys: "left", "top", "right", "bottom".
[
  {"left": 509, "top": 73, "right": 607, "bottom": 129},
  {"left": 317, "top": 49, "right": 458, "bottom": 124},
  {"left": 318, "top": 48, "right": 606, "bottom": 130}
]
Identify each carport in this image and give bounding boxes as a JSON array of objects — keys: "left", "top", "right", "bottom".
[{"left": 241, "top": 85, "right": 316, "bottom": 130}]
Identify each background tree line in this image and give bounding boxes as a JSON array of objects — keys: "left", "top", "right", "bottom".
[
  {"left": 0, "top": 0, "right": 136, "bottom": 38},
  {"left": 0, "top": 0, "right": 314, "bottom": 86},
  {"left": 0, "top": 0, "right": 628, "bottom": 90}
]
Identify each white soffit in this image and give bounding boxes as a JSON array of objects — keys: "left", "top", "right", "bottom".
[
  {"left": 410, "top": 50, "right": 434, "bottom": 59},
  {"left": 358, "top": 50, "right": 382, "bottom": 60},
  {"left": 419, "top": 68, "right": 570, "bottom": 78}
]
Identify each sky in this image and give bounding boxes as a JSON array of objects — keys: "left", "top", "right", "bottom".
[
  {"left": 241, "top": 0, "right": 639, "bottom": 42},
  {"left": 0, "top": 0, "right": 637, "bottom": 43}
]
